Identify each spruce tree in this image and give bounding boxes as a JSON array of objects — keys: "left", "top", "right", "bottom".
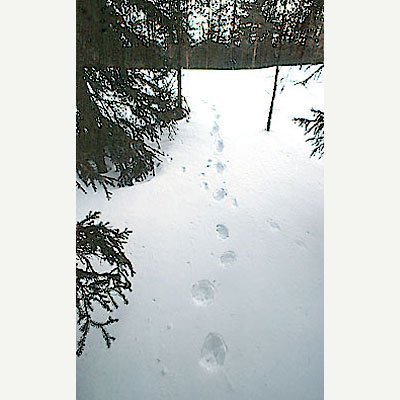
[
  {"left": 76, "top": 2, "right": 189, "bottom": 355},
  {"left": 293, "top": 64, "right": 324, "bottom": 158},
  {"left": 293, "top": 108, "right": 324, "bottom": 158},
  {"left": 76, "top": 67, "right": 188, "bottom": 199},
  {"left": 76, "top": 211, "right": 134, "bottom": 356},
  {"left": 77, "top": 1, "right": 190, "bottom": 198}
]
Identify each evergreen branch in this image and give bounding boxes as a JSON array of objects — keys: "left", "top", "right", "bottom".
[
  {"left": 294, "top": 64, "right": 323, "bottom": 87},
  {"left": 76, "top": 211, "right": 135, "bottom": 356},
  {"left": 293, "top": 108, "right": 324, "bottom": 158}
]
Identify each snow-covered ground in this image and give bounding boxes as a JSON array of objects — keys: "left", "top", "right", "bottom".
[{"left": 77, "top": 67, "right": 323, "bottom": 400}]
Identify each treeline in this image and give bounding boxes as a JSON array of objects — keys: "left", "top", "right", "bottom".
[{"left": 77, "top": 0, "right": 324, "bottom": 69}]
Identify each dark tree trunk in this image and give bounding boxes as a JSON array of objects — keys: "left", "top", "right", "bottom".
[
  {"left": 177, "top": 0, "right": 182, "bottom": 109},
  {"left": 267, "top": 66, "right": 279, "bottom": 132},
  {"left": 177, "top": 68, "right": 182, "bottom": 108}
]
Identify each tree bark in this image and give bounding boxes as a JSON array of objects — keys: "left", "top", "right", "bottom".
[
  {"left": 266, "top": 66, "right": 279, "bottom": 132},
  {"left": 177, "top": 0, "right": 182, "bottom": 109}
]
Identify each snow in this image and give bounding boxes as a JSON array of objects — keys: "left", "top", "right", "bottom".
[{"left": 77, "top": 67, "right": 323, "bottom": 400}]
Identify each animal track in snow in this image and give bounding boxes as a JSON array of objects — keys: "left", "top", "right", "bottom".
[
  {"left": 216, "top": 139, "right": 224, "bottom": 153},
  {"left": 211, "top": 121, "right": 219, "bottom": 135},
  {"left": 216, "top": 224, "right": 229, "bottom": 239},
  {"left": 220, "top": 250, "right": 237, "bottom": 267},
  {"left": 200, "top": 333, "right": 227, "bottom": 371},
  {"left": 213, "top": 188, "right": 227, "bottom": 201},
  {"left": 202, "top": 182, "right": 209, "bottom": 191},
  {"left": 231, "top": 198, "right": 239, "bottom": 207},
  {"left": 215, "top": 161, "right": 226, "bottom": 173},
  {"left": 267, "top": 218, "right": 281, "bottom": 231},
  {"left": 295, "top": 239, "right": 307, "bottom": 249},
  {"left": 191, "top": 280, "right": 216, "bottom": 306}
]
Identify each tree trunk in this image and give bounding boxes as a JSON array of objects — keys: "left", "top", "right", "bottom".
[
  {"left": 177, "top": 68, "right": 182, "bottom": 109},
  {"left": 252, "top": 39, "right": 258, "bottom": 68},
  {"left": 177, "top": 0, "right": 182, "bottom": 109},
  {"left": 267, "top": 66, "right": 279, "bottom": 132}
]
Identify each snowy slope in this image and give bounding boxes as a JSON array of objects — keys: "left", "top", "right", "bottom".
[{"left": 77, "top": 67, "right": 323, "bottom": 400}]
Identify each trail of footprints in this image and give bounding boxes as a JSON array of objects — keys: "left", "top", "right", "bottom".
[
  {"left": 192, "top": 105, "right": 239, "bottom": 372},
  {"left": 202, "top": 110, "right": 235, "bottom": 205},
  {"left": 163, "top": 104, "right": 309, "bottom": 377},
  {"left": 192, "top": 105, "right": 308, "bottom": 373},
  {"left": 160, "top": 104, "right": 308, "bottom": 377}
]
